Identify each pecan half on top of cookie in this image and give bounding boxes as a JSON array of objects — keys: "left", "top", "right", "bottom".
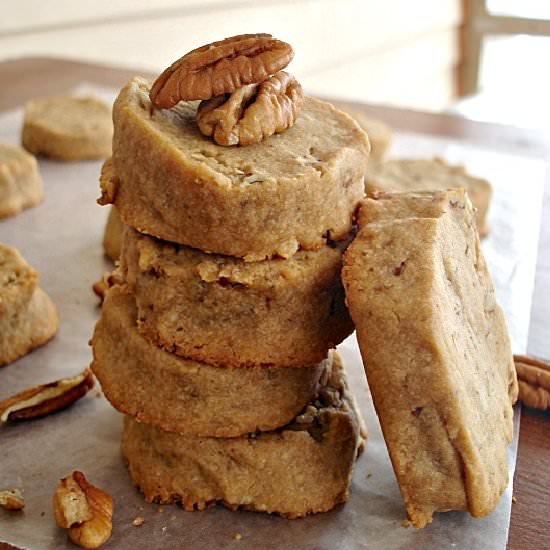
[
  {"left": 150, "top": 33, "right": 294, "bottom": 107},
  {"left": 197, "top": 71, "right": 304, "bottom": 146}
]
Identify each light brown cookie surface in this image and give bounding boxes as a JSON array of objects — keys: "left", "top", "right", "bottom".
[
  {"left": 119, "top": 226, "right": 353, "bottom": 367},
  {"left": 105, "top": 77, "right": 369, "bottom": 260},
  {"left": 334, "top": 104, "right": 392, "bottom": 162},
  {"left": 22, "top": 96, "right": 112, "bottom": 161},
  {"left": 342, "top": 189, "right": 516, "bottom": 528},
  {"left": 0, "top": 143, "right": 43, "bottom": 219},
  {"left": 121, "top": 352, "right": 365, "bottom": 518},
  {"left": 91, "top": 286, "right": 332, "bottom": 437},
  {"left": 0, "top": 243, "right": 58, "bottom": 366},
  {"left": 102, "top": 207, "right": 123, "bottom": 262},
  {"left": 365, "top": 158, "right": 492, "bottom": 236}
]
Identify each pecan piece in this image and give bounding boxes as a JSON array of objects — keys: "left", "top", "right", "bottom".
[
  {"left": 53, "top": 471, "right": 113, "bottom": 549},
  {"left": 92, "top": 279, "right": 109, "bottom": 304},
  {"left": 150, "top": 33, "right": 294, "bottom": 107},
  {"left": 92, "top": 270, "right": 121, "bottom": 305},
  {"left": 97, "top": 160, "right": 118, "bottom": 206},
  {"left": 197, "top": 71, "right": 304, "bottom": 146},
  {"left": 514, "top": 354, "right": 550, "bottom": 410},
  {"left": 0, "top": 369, "right": 94, "bottom": 423},
  {"left": 0, "top": 488, "right": 25, "bottom": 511}
]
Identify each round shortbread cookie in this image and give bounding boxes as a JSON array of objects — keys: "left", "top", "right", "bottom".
[
  {"left": 91, "top": 286, "right": 332, "bottom": 437},
  {"left": 120, "top": 226, "right": 353, "bottom": 368},
  {"left": 0, "top": 243, "right": 58, "bottom": 367},
  {"left": 104, "top": 77, "right": 369, "bottom": 260},
  {"left": 121, "top": 352, "right": 364, "bottom": 518},
  {"left": 0, "top": 143, "right": 43, "bottom": 219},
  {"left": 22, "top": 96, "right": 112, "bottom": 161},
  {"left": 365, "top": 158, "right": 493, "bottom": 236},
  {"left": 334, "top": 104, "right": 392, "bottom": 163}
]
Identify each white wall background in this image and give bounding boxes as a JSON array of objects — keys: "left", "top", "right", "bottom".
[{"left": 1, "top": 0, "right": 462, "bottom": 111}]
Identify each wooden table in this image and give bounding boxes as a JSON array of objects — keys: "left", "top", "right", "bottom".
[{"left": 1, "top": 57, "right": 548, "bottom": 550}]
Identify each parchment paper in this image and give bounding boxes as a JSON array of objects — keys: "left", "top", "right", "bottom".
[{"left": 0, "top": 87, "right": 546, "bottom": 550}]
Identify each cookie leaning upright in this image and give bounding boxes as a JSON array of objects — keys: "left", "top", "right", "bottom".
[
  {"left": 0, "top": 243, "right": 58, "bottom": 366},
  {"left": 0, "top": 144, "right": 43, "bottom": 219},
  {"left": 22, "top": 96, "right": 112, "bottom": 161},
  {"left": 342, "top": 189, "right": 517, "bottom": 528},
  {"left": 104, "top": 41, "right": 369, "bottom": 259}
]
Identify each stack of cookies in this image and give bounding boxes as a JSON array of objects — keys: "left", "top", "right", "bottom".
[{"left": 91, "top": 35, "right": 370, "bottom": 517}]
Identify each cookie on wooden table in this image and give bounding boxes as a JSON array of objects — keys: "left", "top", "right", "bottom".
[
  {"left": 342, "top": 189, "right": 517, "bottom": 528},
  {"left": 0, "top": 243, "right": 58, "bottom": 367},
  {"left": 102, "top": 77, "right": 369, "bottom": 260},
  {"left": 91, "top": 286, "right": 333, "bottom": 437},
  {"left": 121, "top": 352, "right": 365, "bottom": 518},
  {"left": 0, "top": 143, "right": 43, "bottom": 219},
  {"left": 22, "top": 96, "right": 112, "bottom": 161},
  {"left": 365, "top": 157, "right": 493, "bottom": 236},
  {"left": 119, "top": 226, "right": 353, "bottom": 368}
]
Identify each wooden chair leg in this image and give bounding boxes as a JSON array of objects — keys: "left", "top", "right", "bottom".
[{"left": 461, "top": 0, "right": 487, "bottom": 96}]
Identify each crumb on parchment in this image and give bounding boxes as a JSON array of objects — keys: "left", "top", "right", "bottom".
[{"left": 133, "top": 516, "right": 145, "bottom": 527}]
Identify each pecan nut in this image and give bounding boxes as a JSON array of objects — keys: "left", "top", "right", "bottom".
[
  {"left": 197, "top": 71, "right": 304, "bottom": 146},
  {"left": 0, "top": 369, "right": 94, "bottom": 423},
  {"left": 514, "top": 354, "right": 550, "bottom": 410},
  {"left": 97, "top": 160, "right": 118, "bottom": 206},
  {"left": 92, "top": 270, "right": 122, "bottom": 305},
  {"left": 0, "top": 488, "right": 25, "bottom": 511},
  {"left": 92, "top": 279, "right": 109, "bottom": 304},
  {"left": 53, "top": 471, "right": 113, "bottom": 549},
  {"left": 150, "top": 33, "right": 294, "bottom": 107}
]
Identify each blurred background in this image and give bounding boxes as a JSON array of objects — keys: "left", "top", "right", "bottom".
[{"left": 1, "top": 0, "right": 548, "bottom": 130}]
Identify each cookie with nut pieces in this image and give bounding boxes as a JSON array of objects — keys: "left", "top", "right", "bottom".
[
  {"left": 342, "top": 189, "right": 517, "bottom": 528},
  {"left": 119, "top": 225, "right": 353, "bottom": 368},
  {"left": 0, "top": 143, "right": 43, "bottom": 219},
  {"left": 365, "top": 158, "right": 493, "bottom": 236},
  {"left": 0, "top": 243, "right": 58, "bottom": 366},
  {"left": 22, "top": 96, "right": 112, "bottom": 161},
  {"left": 121, "top": 352, "right": 365, "bottom": 518},
  {"left": 104, "top": 77, "right": 369, "bottom": 260},
  {"left": 333, "top": 104, "right": 392, "bottom": 163},
  {"left": 91, "top": 285, "right": 335, "bottom": 437}
]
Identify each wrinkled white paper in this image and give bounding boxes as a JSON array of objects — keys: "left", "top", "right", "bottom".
[{"left": 0, "top": 88, "right": 546, "bottom": 549}]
